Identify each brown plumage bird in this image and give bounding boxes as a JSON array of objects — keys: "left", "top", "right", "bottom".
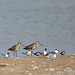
[
  {"left": 8, "top": 42, "right": 23, "bottom": 57},
  {"left": 23, "top": 41, "right": 44, "bottom": 56}
]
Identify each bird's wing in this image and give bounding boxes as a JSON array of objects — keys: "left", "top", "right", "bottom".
[
  {"left": 8, "top": 45, "right": 16, "bottom": 50},
  {"left": 23, "top": 43, "right": 35, "bottom": 50}
]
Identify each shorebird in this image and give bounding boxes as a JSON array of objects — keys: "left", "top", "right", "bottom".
[
  {"left": 33, "top": 52, "right": 42, "bottom": 56},
  {"left": 60, "top": 50, "right": 66, "bottom": 55},
  {"left": 54, "top": 49, "right": 59, "bottom": 54},
  {"left": 1, "top": 52, "right": 9, "bottom": 57},
  {"left": 45, "top": 52, "right": 56, "bottom": 59},
  {"left": 23, "top": 41, "right": 44, "bottom": 56},
  {"left": 8, "top": 42, "right": 24, "bottom": 57},
  {"left": 42, "top": 48, "right": 47, "bottom": 55},
  {"left": 22, "top": 50, "right": 31, "bottom": 56}
]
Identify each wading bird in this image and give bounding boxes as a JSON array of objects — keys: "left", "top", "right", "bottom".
[
  {"left": 8, "top": 42, "right": 24, "bottom": 57},
  {"left": 23, "top": 41, "right": 44, "bottom": 56}
]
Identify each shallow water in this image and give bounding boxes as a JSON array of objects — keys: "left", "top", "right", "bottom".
[{"left": 0, "top": 0, "right": 75, "bottom": 57}]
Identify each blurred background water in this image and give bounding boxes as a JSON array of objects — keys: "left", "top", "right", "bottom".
[{"left": 0, "top": 0, "right": 75, "bottom": 57}]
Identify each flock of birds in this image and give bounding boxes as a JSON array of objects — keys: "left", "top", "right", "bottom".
[{"left": 1, "top": 41, "right": 66, "bottom": 59}]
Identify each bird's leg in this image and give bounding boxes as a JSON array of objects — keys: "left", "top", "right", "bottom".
[
  {"left": 13, "top": 52, "right": 15, "bottom": 57},
  {"left": 16, "top": 52, "right": 18, "bottom": 57},
  {"left": 31, "top": 51, "right": 32, "bottom": 56}
]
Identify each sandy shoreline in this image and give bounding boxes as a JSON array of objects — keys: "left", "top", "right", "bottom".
[{"left": 0, "top": 55, "right": 75, "bottom": 75}]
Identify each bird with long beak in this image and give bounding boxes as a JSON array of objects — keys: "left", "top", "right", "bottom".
[
  {"left": 8, "top": 42, "right": 24, "bottom": 57},
  {"left": 22, "top": 50, "right": 31, "bottom": 56},
  {"left": 23, "top": 41, "right": 44, "bottom": 56}
]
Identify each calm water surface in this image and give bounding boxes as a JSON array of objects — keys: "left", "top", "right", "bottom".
[{"left": 0, "top": 0, "right": 75, "bottom": 56}]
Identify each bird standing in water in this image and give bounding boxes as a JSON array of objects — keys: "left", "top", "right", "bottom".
[
  {"left": 23, "top": 41, "right": 44, "bottom": 56},
  {"left": 8, "top": 42, "right": 24, "bottom": 57}
]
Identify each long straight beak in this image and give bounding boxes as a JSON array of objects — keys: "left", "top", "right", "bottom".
[
  {"left": 21, "top": 43, "right": 26, "bottom": 47},
  {"left": 39, "top": 42, "right": 44, "bottom": 46}
]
